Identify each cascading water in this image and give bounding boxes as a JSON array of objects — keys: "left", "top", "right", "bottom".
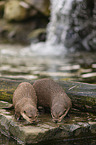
[
  {"left": 47, "top": 0, "right": 74, "bottom": 45},
  {"left": 21, "top": 0, "right": 95, "bottom": 55},
  {"left": 47, "top": 0, "right": 95, "bottom": 51},
  {"left": 20, "top": 0, "right": 75, "bottom": 56},
  {"left": 1, "top": 0, "right": 95, "bottom": 57}
]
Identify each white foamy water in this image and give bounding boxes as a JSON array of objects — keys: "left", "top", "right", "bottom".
[
  {"left": 20, "top": 42, "right": 66, "bottom": 56},
  {"left": 47, "top": 0, "right": 74, "bottom": 44}
]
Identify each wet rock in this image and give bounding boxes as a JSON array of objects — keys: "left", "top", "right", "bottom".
[
  {"left": 28, "top": 28, "right": 46, "bottom": 42},
  {"left": 25, "top": 0, "right": 50, "bottom": 16},
  {"left": 0, "top": 1, "right": 5, "bottom": 18},
  {"left": 0, "top": 101, "right": 96, "bottom": 144},
  {"left": 0, "top": 18, "right": 48, "bottom": 44},
  {"left": 4, "top": 0, "right": 28, "bottom": 21},
  {"left": 88, "top": 35, "right": 96, "bottom": 50}
]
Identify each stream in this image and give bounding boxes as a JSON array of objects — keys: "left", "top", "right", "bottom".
[{"left": 0, "top": 44, "right": 96, "bottom": 84}]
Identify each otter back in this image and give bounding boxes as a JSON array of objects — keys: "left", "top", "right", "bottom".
[
  {"left": 13, "top": 82, "right": 38, "bottom": 123},
  {"left": 33, "top": 78, "right": 72, "bottom": 122},
  {"left": 13, "top": 82, "right": 37, "bottom": 107}
]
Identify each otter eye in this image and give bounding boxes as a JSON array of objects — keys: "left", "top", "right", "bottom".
[
  {"left": 52, "top": 114, "right": 55, "bottom": 118},
  {"left": 29, "top": 116, "right": 32, "bottom": 118}
]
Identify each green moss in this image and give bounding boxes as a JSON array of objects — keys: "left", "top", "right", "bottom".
[{"left": 0, "top": 90, "right": 13, "bottom": 103}]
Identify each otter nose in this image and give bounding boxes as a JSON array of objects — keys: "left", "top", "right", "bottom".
[
  {"left": 53, "top": 119, "right": 58, "bottom": 123},
  {"left": 31, "top": 119, "right": 38, "bottom": 124},
  {"left": 55, "top": 120, "right": 58, "bottom": 123}
]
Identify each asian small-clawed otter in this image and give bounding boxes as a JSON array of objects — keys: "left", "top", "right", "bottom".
[
  {"left": 12, "top": 82, "right": 38, "bottom": 123},
  {"left": 33, "top": 78, "right": 72, "bottom": 123}
]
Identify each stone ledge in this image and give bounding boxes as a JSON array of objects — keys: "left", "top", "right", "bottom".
[{"left": 0, "top": 101, "right": 96, "bottom": 144}]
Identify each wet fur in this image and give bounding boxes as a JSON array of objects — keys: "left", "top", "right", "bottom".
[
  {"left": 33, "top": 78, "right": 72, "bottom": 122},
  {"left": 13, "top": 82, "right": 38, "bottom": 123}
]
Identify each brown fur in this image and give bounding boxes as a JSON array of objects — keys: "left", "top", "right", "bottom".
[
  {"left": 33, "top": 78, "right": 72, "bottom": 122},
  {"left": 13, "top": 82, "right": 38, "bottom": 123}
]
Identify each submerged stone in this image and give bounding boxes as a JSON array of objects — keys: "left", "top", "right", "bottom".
[{"left": 0, "top": 101, "right": 96, "bottom": 144}]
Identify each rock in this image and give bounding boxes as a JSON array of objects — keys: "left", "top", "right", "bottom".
[
  {"left": 0, "top": 1, "right": 5, "bottom": 18},
  {"left": 0, "top": 101, "right": 96, "bottom": 144},
  {"left": 0, "top": 18, "right": 48, "bottom": 44},
  {"left": 4, "top": 0, "right": 28, "bottom": 21},
  {"left": 25, "top": 0, "right": 50, "bottom": 16},
  {"left": 28, "top": 28, "right": 46, "bottom": 42},
  {"left": 29, "top": 8, "right": 38, "bottom": 17}
]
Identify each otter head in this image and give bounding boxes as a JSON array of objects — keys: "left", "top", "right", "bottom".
[
  {"left": 21, "top": 105, "right": 38, "bottom": 123},
  {"left": 51, "top": 104, "right": 67, "bottom": 123}
]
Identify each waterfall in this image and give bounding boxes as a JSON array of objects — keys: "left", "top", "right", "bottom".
[
  {"left": 20, "top": 0, "right": 95, "bottom": 56},
  {"left": 47, "top": 0, "right": 74, "bottom": 45},
  {"left": 47, "top": 0, "right": 95, "bottom": 51},
  {"left": 21, "top": 0, "right": 75, "bottom": 56}
]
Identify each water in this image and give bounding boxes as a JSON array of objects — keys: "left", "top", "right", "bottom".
[
  {"left": 0, "top": 44, "right": 96, "bottom": 84},
  {"left": 47, "top": 0, "right": 74, "bottom": 45}
]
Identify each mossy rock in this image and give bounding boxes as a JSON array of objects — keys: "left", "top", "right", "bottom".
[
  {"left": 25, "top": 0, "right": 50, "bottom": 16},
  {"left": 4, "top": 0, "right": 28, "bottom": 21},
  {"left": 0, "top": 1, "right": 5, "bottom": 18}
]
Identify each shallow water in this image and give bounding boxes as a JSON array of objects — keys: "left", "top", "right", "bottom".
[
  {"left": 0, "top": 44, "right": 96, "bottom": 144},
  {"left": 0, "top": 44, "right": 96, "bottom": 84}
]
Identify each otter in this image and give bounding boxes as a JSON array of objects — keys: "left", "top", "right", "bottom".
[
  {"left": 33, "top": 78, "right": 72, "bottom": 123},
  {"left": 12, "top": 82, "right": 38, "bottom": 123}
]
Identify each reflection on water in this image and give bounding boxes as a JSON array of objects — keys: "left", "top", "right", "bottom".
[
  {"left": 0, "top": 44, "right": 96, "bottom": 84},
  {"left": 0, "top": 44, "right": 96, "bottom": 144}
]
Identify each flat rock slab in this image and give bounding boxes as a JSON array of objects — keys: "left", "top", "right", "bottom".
[{"left": 0, "top": 101, "right": 96, "bottom": 144}]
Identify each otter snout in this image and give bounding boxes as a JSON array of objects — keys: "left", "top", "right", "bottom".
[
  {"left": 52, "top": 118, "right": 62, "bottom": 123},
  {"left": 53, "top": 119, "right": 58, "bottom": 123}
]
